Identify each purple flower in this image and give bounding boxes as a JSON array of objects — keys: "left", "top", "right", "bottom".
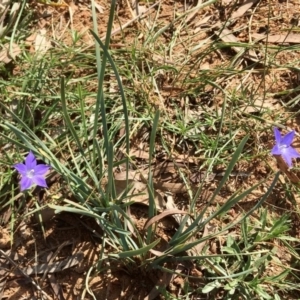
[
  {"left": 271, "top": 128, "right": 300, "bottom": 168},
  {"left": 14, "top": 151, "right": 50, "bottom": 191}
]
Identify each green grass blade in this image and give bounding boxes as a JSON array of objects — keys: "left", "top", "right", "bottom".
[{"left": 109, "top": 239, "right": 161, "bottom": 259}]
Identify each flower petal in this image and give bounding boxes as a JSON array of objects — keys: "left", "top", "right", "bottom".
[
  {"left": 13, "top": 163, "right": 27, "bottom": 175},
  {"left": 285, "top": 146, "right": 300, "bottom": 159},
  {"left": 281, "top": 150, "right": 293, "bottom": 168},
  {"left": 281, "top": 146, "right": 300, "bottom": 168},
  {"left": 281, "top": 131, "right": 295, "bottom": 147},
  {"left": 25, "top": 151, "right": 37, "bottom": 169},
  {"left": 271, "top": 144, "right": 281, "bottom": 155},
  {"left": 34, "top": 164, "right": 50, "bottom": 176},
  {"left": 274, "top": 128, "right": 282, "bottom": 144},
  {"left": 20, "top": 176, "right": 34, "bottom": 191},
  {"left": 33, "top": 176, "right": 48, "bottom": 188}
]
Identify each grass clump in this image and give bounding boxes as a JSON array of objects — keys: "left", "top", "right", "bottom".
[{"left": 1, "top": 0, "right": 300, "bottom": 299}]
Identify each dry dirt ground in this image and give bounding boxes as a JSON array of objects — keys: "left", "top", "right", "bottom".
[{"left": 2, "top": 0, "right": 300, "bottom": 299}]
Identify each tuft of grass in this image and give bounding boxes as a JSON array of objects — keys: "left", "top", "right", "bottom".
[{"left": 1, "top": 0, "right": 300, "bottom": 299}]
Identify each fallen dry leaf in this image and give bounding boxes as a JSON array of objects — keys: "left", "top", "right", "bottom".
[
  {"left": 114, "top": 171, "right": 165, "bottom": 210},
  {"left": 34, "top": 29, "right": 51, "bottom": 58},
  {"left": 99, "top": 1, "right": 159, "bottom": 43},
  {"left": 0, "top": 227, "right": 10, "bottom": 248},
  {"left": 0, "top": 249, "right": 52, "bottom": 299},
  {"left": 0, "top": 43, "right": 21, "bottom": 63},
  {"left": 114, "top": 170, "right": 142, "bottom": 181},
  {"left": 22, "top": 252, "right": 84, "bottom": 275},
  {"left": 0, "top": 252, "right": 9, "bottom": 299},
  {"left": 190, "top": 222, "right": 216, "bottom": 255},
  {"left": 129, "top": 148, "right": 149, "bottom": 160},
  {"left": 26, "top": 32, "right": 37, "bottom": 44},
  {"left": 252, "top": 33, "right": 300, "bottom": 44},
  {"left": 47, "top": 250, "right": 65, "bottom": 300},
  {"left": 144, "top": 271, "right": 174, "bottom": 300},
  {"left": 94, "top": 1, "right": 104, "bottom": 13},
  {"left": 193, "top": 15, "right": 212, "bottom": 28},
  {"left": 48, "top": 274, "right": 65, "bottom": 300},
  {"left": 240, "top": 98, "right": 278, "bottom": 114},
  {"left": 217, "top": 27, "right": 240, "bottom": 44},
  {"left": 165, "top": 193, "right": 191, "bottom": 225},
  {"left": 231, "top": 0, "right": 259, "bottom": 19},
  {"left": 153, "top": 181, "right": 187, "bottom": 193},
  {"left": 216, "top": 28, "right": 259, "bottom": 62},
  {"left": 143, "top": 209, "right": 189, "bottom": 230}
]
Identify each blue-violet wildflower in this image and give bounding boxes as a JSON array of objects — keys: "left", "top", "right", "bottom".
[
  {"left": 271, "top": 127, "right": 300, "bottom": 168},
  {"left": 14, "top": 151, "right": 50, "bottom": 191}
]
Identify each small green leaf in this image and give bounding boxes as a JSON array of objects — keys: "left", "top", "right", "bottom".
[{"left": 202, "top": 280, "right": 221, "bottom": 293}]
